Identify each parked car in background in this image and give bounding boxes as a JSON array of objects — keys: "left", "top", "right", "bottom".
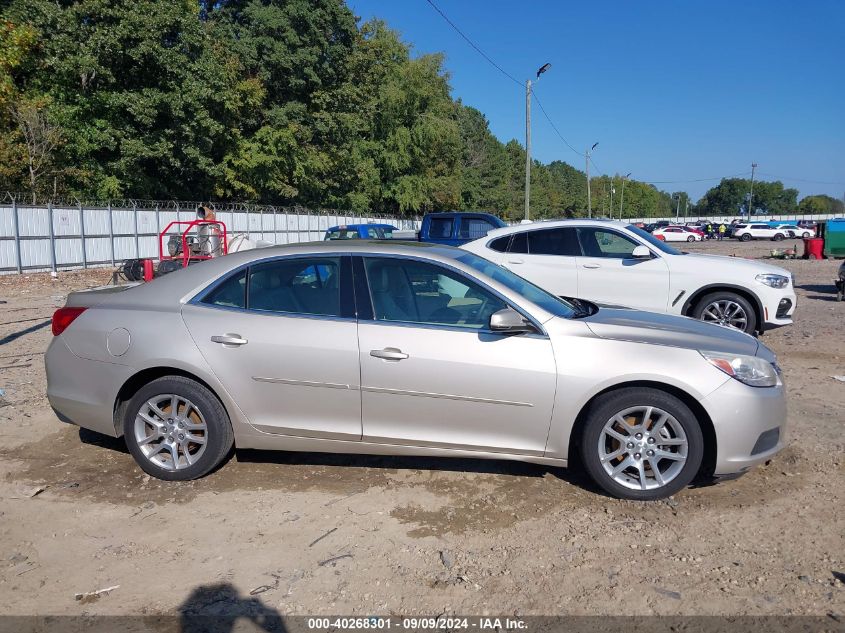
[
  {"left": 400, "top": 212, "right": 506, "bottom": 246},
  {"left": 462, "top": 219, "right": 796, "bottom": 334},
  {"left": 324, "top": 223, "right": 397, "bottom": 240},
  {"left": 732, "top": 223, "right": 789, "bottom": 241},
  {"left": 46, "top": 241, "right": 786, "bottom": 500},
  {"left": 653, "top": 226, "right": 703, "bottom": 242},
  {"left": 772, "top": 224, "right": 799, "bottom": 238}
]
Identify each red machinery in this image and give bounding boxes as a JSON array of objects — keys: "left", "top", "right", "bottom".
[{"left": 114, "top": 206, "right": 228, "bottom": 283}]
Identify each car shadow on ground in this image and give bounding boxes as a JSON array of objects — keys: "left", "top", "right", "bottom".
[
  {"left": 796, "top": 283, "right": 839, "bottom": 302},
  {"left": 78, "top": 427, "right": 603, "bottom": 494}
]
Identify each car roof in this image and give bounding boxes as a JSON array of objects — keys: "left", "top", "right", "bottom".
[
  {"left": 326, "top": 223, "right": 396, "bottom": 231},
  {"left": 481, "top": 218, "right": 630, "bottom": 240}
]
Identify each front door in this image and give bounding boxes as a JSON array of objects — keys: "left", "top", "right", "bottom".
[
  {"left": 356, "top": 256, "right": 557, "bottom": 455},
  {"left": 574, "top": 226, "right": 670, "bottom": 312},
  {"left": 182, "top": 255, "right": 362, "bottom": 440}
]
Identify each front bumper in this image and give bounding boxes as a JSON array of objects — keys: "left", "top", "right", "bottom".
[
  {"left": 45, "top": 337, "right": 133, "bottom": 438},
  {"left": 758, "top": 286, "right": 797, "bottom": 329},
  {"left": 700, "top": 377, "right": 787, "bottom": 476}
]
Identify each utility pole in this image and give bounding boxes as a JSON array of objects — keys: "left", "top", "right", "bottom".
[
  {"left": 748, "top": 162, "right": 757, "bottom": 216},
  {"left": 610, "top": 177, "right": 615, "bottom": 220},
  {"left": 586, "top": 142, "right": 598, "bottom": 217},
  {"left": 524, "top": 79, "right": 531, "bottom": 222},
  {"left": 675, "top": 194, "right": 681, "bottom": 220},
  {"left": 523, "top": 63, "right": 551, "bottom": 223},
  {"left": 619, "top": 172, "right": 631, "bottom": 219}
]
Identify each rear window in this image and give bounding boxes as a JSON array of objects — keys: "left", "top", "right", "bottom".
[
  {"left": 201, "top": 269, "right": 246, "bottom": 309},
  {"left": 489, "top": 235, "right": 511, "bottom": 252},
  {"left": 248, "top": 257, "right": 341, "bottom": 317},
  {"left": 325, "top": 228, "right": 359, "bottom": 240}
]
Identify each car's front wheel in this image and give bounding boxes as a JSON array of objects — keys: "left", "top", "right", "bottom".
[
  {"left": 687, "top": 235, "right": 695, "bottom": 242},
  {"left": 580, "top": 388, "right": 704, "bottom": 500},
  {"left": 123, "top": 376, "right": 234, "bottom": 481},
  {"left": 801, "top": 231, "right": 811, "bottom": 239},
  {"left": 691, "top": 291, "right": 757, "bottom": 334},
  {"left": 773, "top": 233, "right": 784, "bottom": 241}
]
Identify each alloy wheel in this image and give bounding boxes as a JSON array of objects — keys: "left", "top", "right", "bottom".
[
  {"left": 598, "top": 406, "right": 688, "bottom": 491},
  {"left": 700, "top": 299, "right": 748, "bottom": 330},
  {"left": 134, "top": 394, "right": 208, "bottom": 471}
]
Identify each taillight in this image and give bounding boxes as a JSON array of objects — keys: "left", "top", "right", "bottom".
[{"left": 52, "top": 307, "right": 87, "bottom": 336}]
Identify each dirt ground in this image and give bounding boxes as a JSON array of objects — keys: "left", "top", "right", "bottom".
[{"left": 0, "top": 239, "right": 842, "bottom": 619}]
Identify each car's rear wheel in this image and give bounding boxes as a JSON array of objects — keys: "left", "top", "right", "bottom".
[
  {"left": 580, "top": 388, "right": 704, "bottom": 500},
  {"left": 123, "top": 376, "right": 233, "bottom": 481},
  {"left": 801, "top": 231, "right": 810, "bottom": 239},
  {"left": 691, "top": 291, "right": 757, "bottom": 334},
  {"left": 740, "top": 233, "right": 752, "bottom": 241}
]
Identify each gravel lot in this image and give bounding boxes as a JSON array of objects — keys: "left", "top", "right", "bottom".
[{"left": 0, "top": 239, "right": 842, "bottom": 618}]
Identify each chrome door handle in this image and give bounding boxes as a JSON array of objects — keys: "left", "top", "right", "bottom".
[
  {"left": 582, "top": 263, "right": 601, "bottom": 269},
  {"left": 507, "top": 259, "right": 524, "bottom": 264},
  {"left": 370, "top": 347, "right": 409, "bottom": 361},
  {"left": 211, "top": 334, "right": 248, "bottom": 346}
]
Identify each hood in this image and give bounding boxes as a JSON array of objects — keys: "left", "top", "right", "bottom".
[{"left": 582, "top": 307, "right": 760, "bottom": 356}]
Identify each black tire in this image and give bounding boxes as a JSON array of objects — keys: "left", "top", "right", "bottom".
[
  {"left": 687, "top": 235, "right": 695, "bottom": 242},
  {"left": 740, "top": 233, "right": 752, "bottom": 242},
  {"left": 773, "top": 233, "right": 784, "bottom": 242},
  {"left": 579, "top": 387, "right": 704, "bottom": 500},
  {"left": 801, "top": 232, "right": 810, "bottom": 239},
  {"left": 123, "top": 376, "right": 233, "bottom": 481},
  {"left": 691, "top": 290, "right": 757, "bottom": 334}
]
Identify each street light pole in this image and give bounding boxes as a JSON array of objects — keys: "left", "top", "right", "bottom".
[
  {"left": 619, "top": 172, "right": 631, "bottom": 219},
  {"left": 610, "top": 177, "right": 615, "bottom": 220},
  {"left": 748, "top": 162, "right": 758, "bottom": 216},
  {"left": 524, "top": 79, "right": 531, "bottom": 222},
  {"left": 524, "top": 63, "right": 551, "bottom": 223},
  {"left": 586, "top": 142, "right": 598, "bottom": 218}
]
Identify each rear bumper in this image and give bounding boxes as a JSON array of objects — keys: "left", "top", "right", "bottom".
[
  {"left": 700, "top": 378, "right": 787, "bottom": 476},
  {"left": 45, "top": 337, "right": 133, "bottom": 437}
]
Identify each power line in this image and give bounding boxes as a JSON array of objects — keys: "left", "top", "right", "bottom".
[
  {"left": 529, "top": 88, "right": 584, "bottom": 158},
  {"left": 756, "top": 172, "right": 845, "bottom": 186},
  {"left": 423, "top": 0, "right": 522, "bottom": 88},
  {"left": 424, "top": 0, "right": 586, "bottom": 160},
  {"left": 641, "top": 172, "right": 750, "bottom": 185}
]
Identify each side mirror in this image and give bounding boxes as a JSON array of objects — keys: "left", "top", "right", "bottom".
[
  {"left": 489, "top": 308, "right": 535, "bottom": 334},
  {"left": 631, "top": 245, "right": 651, "bottom": 259}
]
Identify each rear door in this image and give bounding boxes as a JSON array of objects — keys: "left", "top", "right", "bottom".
[
  {"left": 501, "top": 227, "right": 580, "bottom": 299},
  {"left": 574, "top": 226, "right": 670, "bottom": 311},
  {"left": 182, "top": 255, "right": 362, "bottom": 440}
]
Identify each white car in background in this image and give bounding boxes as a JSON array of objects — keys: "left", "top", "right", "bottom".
[
  {"left": 462, "top": 219, "right": 797, "bottom": 335},
  {"left": 732, "top": 223, "right": 789, "bottom": 241},
  {"left": 653, "top": 226, "right": 703, "bottom": 242}
]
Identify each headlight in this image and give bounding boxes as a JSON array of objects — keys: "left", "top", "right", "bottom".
[
  {"left": 700, "top": 351, "right": 780, "bottom": 387},
  {"left": 755, "top": 273, "right": 789, "bottom": 289}
]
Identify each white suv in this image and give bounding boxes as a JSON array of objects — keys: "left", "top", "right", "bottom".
[
  {"left": 462, "top": 219, "right": 796, "bottom": 334},
  {"left": 732, "top": 223, "right": 789, "bottom": 241}
]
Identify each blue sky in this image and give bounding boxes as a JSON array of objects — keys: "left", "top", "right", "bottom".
[{"left": 347, "top": 0, "right": 845, "bottom": 202}]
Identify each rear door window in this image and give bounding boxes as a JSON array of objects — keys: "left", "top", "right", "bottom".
[
  {"left": 526, "top": 227, "right": 580, "bottom": 255},
  {"left": 459, "top": 218, "right": 497, "bottom": 240},
  {"left": 248, "top": 257, "right": 341, "bottom": 317},
  {"left": 428, "top": 217, "right": 454, "bottom": 239}
]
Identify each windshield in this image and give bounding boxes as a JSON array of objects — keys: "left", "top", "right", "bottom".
[
  {"left": 454, "top": 251, "right": 577, "bottom": 319},
  {"left": 626, "top": 224, "right": 682, "bottom": 255}
]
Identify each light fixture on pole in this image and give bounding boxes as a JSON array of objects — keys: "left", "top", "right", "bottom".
[
  {"left": 586, "top": 142, "right": 598, "bottom": 218},
  {"left": 524, "top": 63, "right": 551, "bottom": 222},
  {"left": 619, "top": 172, "right": 631, "bottom": 219}
]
